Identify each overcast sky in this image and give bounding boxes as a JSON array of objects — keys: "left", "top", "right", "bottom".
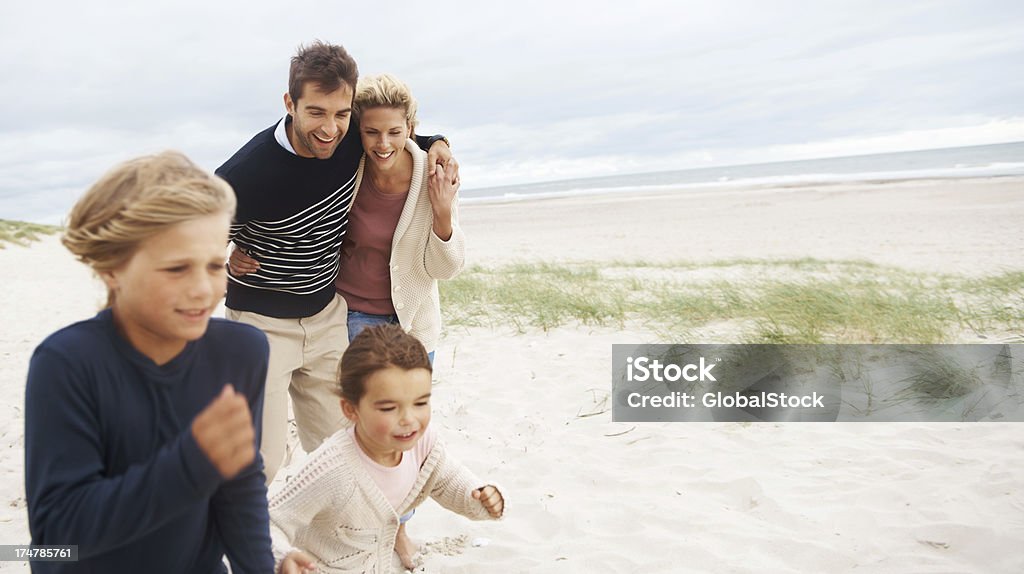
[{"left": 1, "top": 0, "right": 1022, "bottom": 223}]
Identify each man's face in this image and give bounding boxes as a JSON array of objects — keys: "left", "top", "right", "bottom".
[{"left": 284, "top": 81, "right": 354, "bottom": 159}]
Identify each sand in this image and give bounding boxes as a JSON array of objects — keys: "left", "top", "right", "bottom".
[
  {"left": 2, "top": 176, "right": 1023, "bottom": 573},
  {"left": 461, "top": 176, "right": 1024, "bottom": 275}
]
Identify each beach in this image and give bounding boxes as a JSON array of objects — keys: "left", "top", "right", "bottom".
[
  {"left": 2, "top": 176, "right": 1023, "bottom": 572},
  {"left": 461, "top": 176, "right": 1024, "bottom": 274}
]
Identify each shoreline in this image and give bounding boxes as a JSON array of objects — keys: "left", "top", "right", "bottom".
[{"left": 460, "top": 172, "right": 1024, "bottom": 206}]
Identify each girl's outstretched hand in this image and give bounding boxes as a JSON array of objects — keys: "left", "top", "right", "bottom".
[
  {"left": 280, "top": 550, "right": 317, "bottom": 573},
  {"left": 472, "top": 485, "right": 504, "bottom": 518}
]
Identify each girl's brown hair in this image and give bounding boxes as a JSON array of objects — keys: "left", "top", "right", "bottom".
[{"left": 339, "top": 324, "right": 431, "bottom": 405}]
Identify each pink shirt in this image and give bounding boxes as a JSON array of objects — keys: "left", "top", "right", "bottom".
[
  {"left": 347, "top": 425, "right": 438, "bottom": 512},
  {"left": 335, "top": 175, "right": 408, "bottom": 315}
]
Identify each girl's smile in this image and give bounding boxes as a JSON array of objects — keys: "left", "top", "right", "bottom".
[{"left": 343, "top": 366, "right": 432, "bottom": 467}]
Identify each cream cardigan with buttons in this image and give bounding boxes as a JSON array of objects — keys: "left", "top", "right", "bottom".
[
  {"left": 268, "top": 429, "right": 501, "bottom": 573},
  {"left": 347, "top": 140, "right": 465, "bottom": 353}
]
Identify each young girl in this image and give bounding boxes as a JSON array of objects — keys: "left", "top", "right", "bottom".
[
  {"left": 270, "top": 324, "right": 504, "bottom": 573},
  {"left": 24, "top": 152, "right": 274, "bottom": 572}
]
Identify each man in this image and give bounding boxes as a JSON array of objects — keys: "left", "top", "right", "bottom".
[{"left": 217, "top": 40, "right": 456, "bottom": 482}]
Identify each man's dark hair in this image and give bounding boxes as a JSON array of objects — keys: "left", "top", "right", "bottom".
[{"left": 289, "top": 40, "right": 359, "bottom": 102}]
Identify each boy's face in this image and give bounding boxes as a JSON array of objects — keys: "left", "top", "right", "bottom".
[
  {"left": 285, "top": 81, "right": 354, "bottom": 159},
  {"left": 101, "top": 213, "right": 230, "bottom": 365},
  {"left": 343, "top": 366, "right": 432, "bottom": 465}
]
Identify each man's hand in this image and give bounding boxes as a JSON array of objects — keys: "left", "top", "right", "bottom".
[
  {"left": 280, "top": 550, "right": 317, "bottom": 573},
  {"left": 472, "top": 485, "right": 504, "bottom": 518},
  {"left": 191, "top": 385, "right": 256, "bottom": 480},
  {"left": 426, "top": 139, "right": 460, "bottom": 187},
  {"left": 228, "top": 245, "right": 260, "bottom": 277}
]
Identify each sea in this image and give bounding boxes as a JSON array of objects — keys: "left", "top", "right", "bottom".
[
  {"left": 4, "top": 141, "right": 1023, "bottom": 225},
  {"left": 458, "top": 141, "right": 1024, "bottom": 204}
]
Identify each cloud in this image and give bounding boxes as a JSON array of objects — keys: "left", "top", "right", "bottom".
[{"left": 1, "top": 0, "right": 1022, "bottom": 221}]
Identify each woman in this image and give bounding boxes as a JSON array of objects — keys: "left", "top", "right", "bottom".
[{"left": 336, "top": 73, "right": 465, "bottom": 361}]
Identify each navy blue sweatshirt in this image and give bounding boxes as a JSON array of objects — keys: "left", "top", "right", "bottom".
[{"left": 24, "top": 310, "right": 274, "bottom": 573}]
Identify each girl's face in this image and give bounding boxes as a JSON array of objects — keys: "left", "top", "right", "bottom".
[
  {"left": 343, "top": 366, "right": 432, "bottom": 466},
  {"left": 359, "top": 106, "right": 411, "bottom": 175},
  {"left": 101, "top": 213, "right": 231, "bottom": 365}
]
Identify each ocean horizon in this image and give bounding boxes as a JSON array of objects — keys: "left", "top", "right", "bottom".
[
  {"left": 4, "top": 141, "right": 1023, "bottom": 225},
  {"left": 459, "top": 141, "right": 1024, "bottom": 204}
]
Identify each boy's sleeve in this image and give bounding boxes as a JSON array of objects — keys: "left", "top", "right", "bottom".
[
  {"left": 211, "top": 336, "right": 274, "bottom": 572},
  {"left": 24, "top": 347, "right": 224, "bottom": 559}
]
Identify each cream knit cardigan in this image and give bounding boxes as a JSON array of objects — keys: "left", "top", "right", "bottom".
[
  {"left": 347, "top": 140, "right": 465, "bottom": 353},
  {"left": 268, "top": 430, "right": 500, "bottom": 573}
]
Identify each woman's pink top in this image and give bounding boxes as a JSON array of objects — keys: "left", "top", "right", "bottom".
[{"left": 335, "top": 175, "right": 409, "bottom": 315}]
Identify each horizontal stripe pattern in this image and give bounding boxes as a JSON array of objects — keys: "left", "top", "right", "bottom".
[{"left": 229, "top": 172, "right": 356, "bottom": 295}]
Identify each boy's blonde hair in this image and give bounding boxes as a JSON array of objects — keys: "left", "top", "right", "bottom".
[
  {"left": 353, "top": 74, "right": 419, "bottom": 134},
  {"left": 62, "top": 151, "right": 236, "bottom": 304}
]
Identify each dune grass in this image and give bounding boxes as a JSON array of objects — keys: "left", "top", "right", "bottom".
[
  {"left": 0, "top": 219, "right": 61, "bottom": 248},
  {"left": 440, "top": 259, "right": 1024, "bottom": 344},
  {"left": 896, "top": 348, "right": 983, "bottom": 401}
]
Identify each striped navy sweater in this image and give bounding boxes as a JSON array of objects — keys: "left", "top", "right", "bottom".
[{"left": 217, "top": 120, "right": 361, "bottom": 318}]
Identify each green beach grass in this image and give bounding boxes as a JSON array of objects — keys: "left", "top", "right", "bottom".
[
  {"left": 0, "top": 219, "right": 61, "bottom": 248},
  {"left": 440, "top": 259, "right": 1024, "bottom": 344},
  {"left": 1, "top": 218, "right": 1019, "bottom": 345}
]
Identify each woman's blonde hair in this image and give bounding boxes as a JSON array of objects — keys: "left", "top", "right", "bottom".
[
  {"left": 62, "top": 151, "right": 236, "bottom": 304},
  {"left": 353, "top": 74, "right": 419, "bottom": 134}
]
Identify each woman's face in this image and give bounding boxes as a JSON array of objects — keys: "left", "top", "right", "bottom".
[{"left": 359, "top": 106, "right": 411, "bottom": 174}]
